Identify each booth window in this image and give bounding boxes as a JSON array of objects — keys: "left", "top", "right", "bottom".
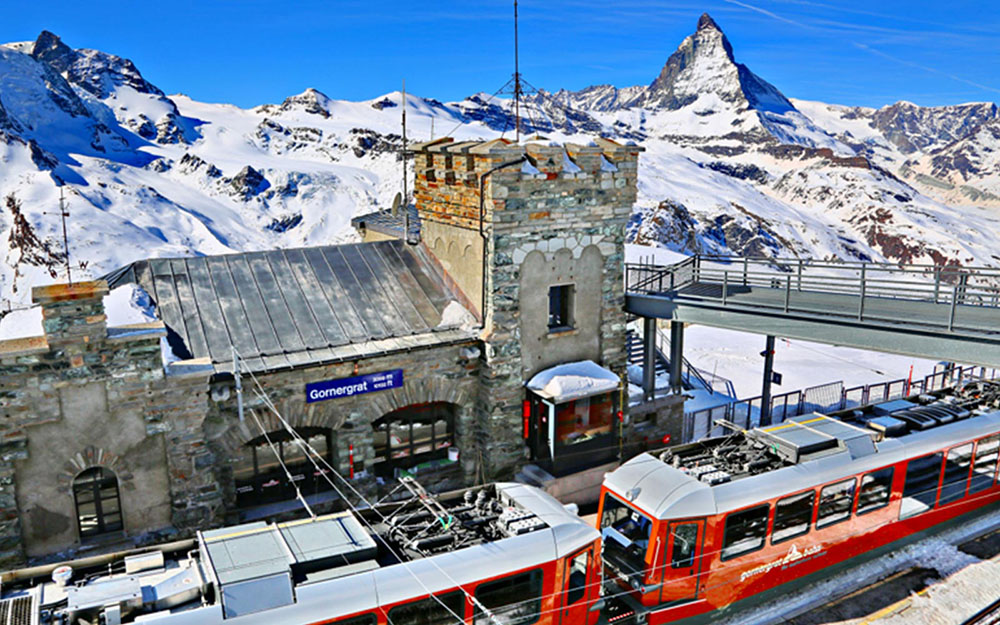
[
  {"left": 73, "top": 467, "right": 123, "bottom": 540},
  {"left": 554, "top": 392, "right": 616, "bottom": 446},
  {"left": 233, "top": 427, "right": 333, "bottom": 508},
  {"left": 373, "top": 402, "right": 456, "bottom": 478},
  {"left": 548, "top": 285, "right": 574, "bottom": 332}
]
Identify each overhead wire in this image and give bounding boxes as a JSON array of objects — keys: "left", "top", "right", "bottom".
[
  {"left": 233, "top": 348, "right": 501, "bottom": 625},
  {"left": 234, "top": 348, "right": 1000, "bottom": 623}
]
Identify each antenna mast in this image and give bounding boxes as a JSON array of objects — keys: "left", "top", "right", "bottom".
[
  {"left": 55, "top": 188, "right": 72, "bottom": 285},
  {"left": 514, "top": 0, "right": 521, "bottom": 142},
  {"left": 401, "top": 79, "right": 408, "bottom": 207}
]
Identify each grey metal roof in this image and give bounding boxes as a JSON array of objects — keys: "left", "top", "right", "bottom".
[
  {"left": 350, "top": 207, "right": 420, "bottom": 242},
  {"left": 105, "top": 240, "right": 476, "bottom": 374}
]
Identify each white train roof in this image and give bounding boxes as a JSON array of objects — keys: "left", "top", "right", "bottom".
[{"left": 604, "top": 410, "right": 1000, "bottom": 520}]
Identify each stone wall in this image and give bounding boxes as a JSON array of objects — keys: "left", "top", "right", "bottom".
[
  {"left": 203, "top": 340, "right": 481, "bottom": 517},
  {"left": 411, "top": 137, "right": 641, "bottom": 478},
  {"left": 0, "top": 282, "right": 219, "bottom": 565}
]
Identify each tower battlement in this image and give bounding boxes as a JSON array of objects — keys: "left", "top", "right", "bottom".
[{"left": 409, "top": 137, "right": 641, "bottom": 231}]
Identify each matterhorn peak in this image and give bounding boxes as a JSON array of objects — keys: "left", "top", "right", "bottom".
[
  {"left": 696, "top": 12, "right": 722, "bottom": 33},
  {"left": 640, "top": 13, "right": 793, "bottom": 115}
]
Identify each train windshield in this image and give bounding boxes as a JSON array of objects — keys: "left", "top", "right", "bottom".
[{"left": 600, "top": 493, "right": 653, "bottom": 580}]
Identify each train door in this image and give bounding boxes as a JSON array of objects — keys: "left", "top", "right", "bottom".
[
  {"left": 560, "top": 544, "right": 596, "bottom": 625},
  {"left": 659, "top": 519, "right": 705, "bottom": 604}
]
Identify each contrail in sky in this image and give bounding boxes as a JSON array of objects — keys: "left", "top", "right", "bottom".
[{"left": 720, "top": 0, "right": 1000, "bottom": 96}]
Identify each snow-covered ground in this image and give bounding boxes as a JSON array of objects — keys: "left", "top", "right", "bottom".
[{"left": 684, "top": 326, "right": 940, "bottom": 399}]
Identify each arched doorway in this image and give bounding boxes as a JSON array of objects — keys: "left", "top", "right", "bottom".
[
  {"left": 232, "top": 427, "right": 334, "bottom": 508},
  {"left": 73, "top": 467, "right": 123, "bottom": 540},
  {"left": 372, "top": 402, "right": 457, "bottom": 479}
]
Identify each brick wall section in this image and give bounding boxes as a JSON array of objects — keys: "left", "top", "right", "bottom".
[
  {"left": 411, "top": 138, "right": 641, "bottom": 478},
  {"left": 0, "top": 281, "right": 220, "bottom": 565}
]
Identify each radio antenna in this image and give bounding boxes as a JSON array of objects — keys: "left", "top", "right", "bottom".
[
  {"left": 401, "top": 78, "right": 408, "bottom": 207},
  {"left": 514, "top": 0, "right": 522, "bottom": 142},
  {"left": 43, "top": 188, "right": 72, "bottom": 285}
]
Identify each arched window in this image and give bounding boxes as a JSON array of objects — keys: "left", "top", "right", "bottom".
[
  {"left": 233, "top": 427, "right": 334, "bottom": 508},
  {"left": 373, "top": 402, "right": 456, "bottom": 478},
  {"left": 73, "top": 467, "right": 123, "bottom": 540}
]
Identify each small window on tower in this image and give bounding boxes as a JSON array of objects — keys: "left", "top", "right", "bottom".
[{"left": 548, "top": 285, "right": 574, "bottom": 332}]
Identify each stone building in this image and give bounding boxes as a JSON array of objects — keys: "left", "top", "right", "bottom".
[{"left": 0, "top": 137, "right": 678, "bottom": 567}]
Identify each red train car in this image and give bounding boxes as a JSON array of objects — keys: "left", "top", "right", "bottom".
[
  {"left": 597, "top": 383, "right": 1000, "bottom": 624},
  {"left": 0, "top": 482, "right": 603, "bottom": 625}
]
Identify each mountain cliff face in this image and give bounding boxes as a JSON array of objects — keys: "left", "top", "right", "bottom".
[{"left": 0, "top": 16, "right": 998, "bottom": 312}]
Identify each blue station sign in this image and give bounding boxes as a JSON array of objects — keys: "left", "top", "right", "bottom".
[{"left": 306, "top": 369, "right": 403, "bottom": 403}]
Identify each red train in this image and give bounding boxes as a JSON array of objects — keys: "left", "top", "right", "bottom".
[
  {"left": 0, "top": 481, "right": 603, "bottom": 625},
  {"left": 597, "top": 380, "right": 1000, "bottom": 624},
  {"left": 4, "top": 382, "right": 999, "bottom": 625}
]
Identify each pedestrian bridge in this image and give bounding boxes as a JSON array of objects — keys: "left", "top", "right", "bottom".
[{"left": 626, "top": 255, "right": 1000, "bottom": 368}]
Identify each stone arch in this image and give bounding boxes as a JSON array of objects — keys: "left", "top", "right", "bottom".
[
  {"left": 580, "top": 243, "right": 603, "bottom": 265},
  {"left": 58, "top": 446, "right": 134, "bottom": 493},
  {"left": 216, "top": 397, "right": 348, "bottom": 456}
]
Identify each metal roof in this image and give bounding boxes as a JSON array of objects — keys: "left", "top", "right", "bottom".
[
  {"left": 105, "top": 240, "right": 477, "bottom": 374},
  {"left": 350, "top": 207, "right": 420, "bottom": 242}
]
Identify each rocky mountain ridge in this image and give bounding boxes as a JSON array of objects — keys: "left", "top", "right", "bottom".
[{"left": 0, "top": 17, "right": 999, "bottom": 313}]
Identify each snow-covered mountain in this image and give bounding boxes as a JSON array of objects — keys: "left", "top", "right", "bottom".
[{"left": 0, "top": 16, "right": 999, "bottom": 313}]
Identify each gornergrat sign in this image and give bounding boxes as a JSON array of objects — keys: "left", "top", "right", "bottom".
[{"left": 306, "top": 369, "right": 403, "bottom": 403}]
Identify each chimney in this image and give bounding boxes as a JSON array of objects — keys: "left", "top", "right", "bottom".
[{"left": 32, "top": 280, "right": 109, "bottom": 346}]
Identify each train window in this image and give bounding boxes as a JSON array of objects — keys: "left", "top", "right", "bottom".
[
  {"left": 901, "top": 452, "right": 944, "bottom": 519},
  {"left": 721, "top": 504, "right": 769, "bottom": 561},
  {"left": 772, "top": 491, "right": 814, "bottom": 544},
  {"left": 473, "top": 569, "right": 543, "bottom": 625},
  {"left": 387, "top": 591, "right": 465, "bottom": 625},
  {"left": 566, "top": 550, "right": 590, "bottom": 605},
  {"left": 816, "top": 479, "right": 856, "bottom": 529},
  {"left": 857, "top": 468, "right": 894, "bottom": 515},
  {"left": 671, "top": 524, "right": 699, "bottom": 568},
  {"left": 600, "top": 494, "right": 653, "bottom": 576},
  {"left": 970, "top": 435, "right": 1000, "bottom": 494},
  {"left": 939, "top": 444, "right": 974, "bottom": 506}
]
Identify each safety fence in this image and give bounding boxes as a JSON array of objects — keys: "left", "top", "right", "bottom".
[{"left": 682, "top": 364, "right": 1000, "bottom": 442}]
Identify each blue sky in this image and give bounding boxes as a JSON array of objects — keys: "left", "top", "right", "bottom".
[{"left": 4, "top": 1, "right": 999, "bottom": 109}]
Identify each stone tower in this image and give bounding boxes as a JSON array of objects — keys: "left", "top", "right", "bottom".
[{"left": 411, "top": 137, "right": 642, "bottom": 478}]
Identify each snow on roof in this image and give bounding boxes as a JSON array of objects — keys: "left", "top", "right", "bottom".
[
  {"left": 0, "top": 306, "right": 42, "bottom": 341},
  {"left": 526, "top": 360, "right": 620, "bottom": 402}
]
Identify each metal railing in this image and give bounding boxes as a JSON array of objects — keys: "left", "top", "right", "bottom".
[
  {"left": 682, "top": 364, "right": 1000, "bottom": 442},
  {"left": 626, "top": 255, "right": 1000, "bottom": 335},
  {"left": 625, "top": 325, "right": 736, "bottom": 398}
]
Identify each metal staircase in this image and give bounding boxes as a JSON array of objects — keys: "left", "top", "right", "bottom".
[{"left": 625, "top": 325, "right": 733, "bottom": 396}]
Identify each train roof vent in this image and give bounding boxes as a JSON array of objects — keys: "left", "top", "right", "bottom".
[
  {"left": 750, "top": 414, "right": 876, "bottom": 463},
  {"left": 0, "top": 593, "right": 38, "bottom": 625}
]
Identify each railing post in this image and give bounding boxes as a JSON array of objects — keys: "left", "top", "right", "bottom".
[
  {"left": 933, "top": 266, "right": 941, "bottom": 304},
  {"left": 797, "top": 259, "right": 803, "bottom": 292},
  {"left": 743, "top": 257, "right": 748, "bottom": 286},
  {"left": 784, "top": 275, "right": 791, "bottom": 312},
  {"left": 858, "top": 264, "right": 866, "bottom": 320},
  {"left": 949, "top": 285, "right": 958, "bottom": 331},
  {"left": 723, "top": 271, "right": 729, "bottom": 305}
]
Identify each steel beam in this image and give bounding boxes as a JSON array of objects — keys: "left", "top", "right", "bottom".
[
  {"left": 761, "top": 335, "right": 776, "bottom": 426},
  {"left": 670, "top": 321, "right": 685, "bottom": 393},
  {"left": 643, "top": 316, "right": 656, "bottom": 401},
  {"left": 626, "top": 293, "right": 1000, "bottom": 369}
]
